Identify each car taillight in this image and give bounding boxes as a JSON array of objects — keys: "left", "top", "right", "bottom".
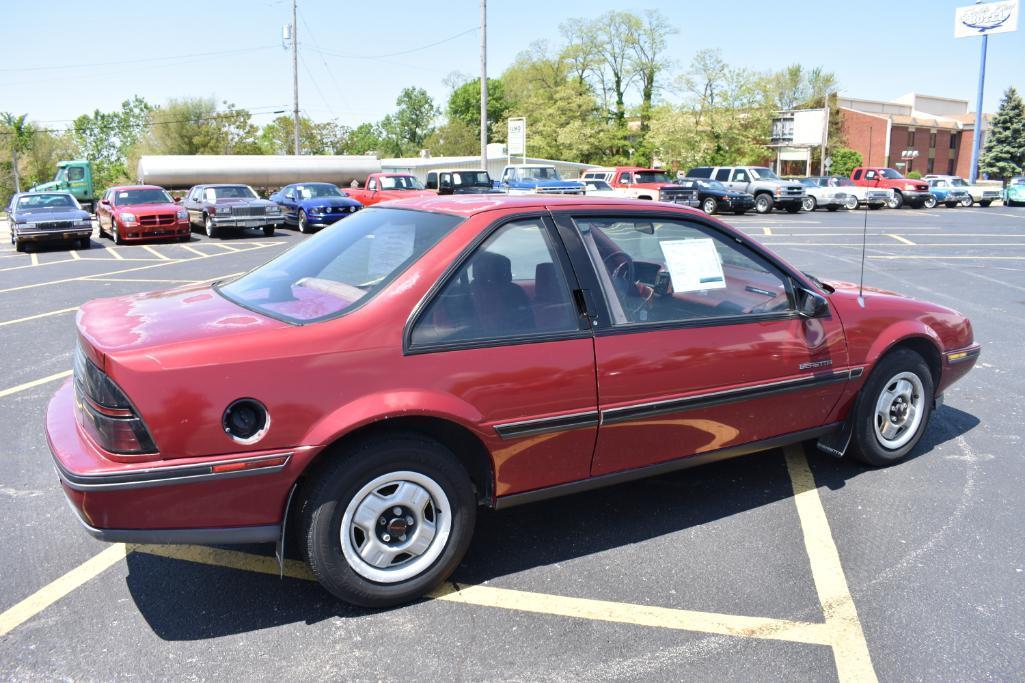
[{"left": 73, "top": 344, "right": 157, "bottom": 455}]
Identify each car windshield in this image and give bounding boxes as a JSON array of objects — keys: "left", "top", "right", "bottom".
[
  {"left": 519, "top": 166, "right": 561, "bottom": 180},
  {"left": 698, "top": 180, "right": 727, "bottom": 191},
  {"left": 827, "top": 177, "right": 854, "bottom": 187},
  {"left": 1012, "top": 177, "right": 1025, "bottom": 185},
  {"left": 948, "top": 178, "right": 968, "bottom": 186},
  {"left": 586, "top": 180, "right": 613, "bottom": 191},
  {"left": 207, "top": 186, "right": 257, "bottom": 200},
  {"left": 749, "top": 167, "right": 779, "bottom": 180},
  {"left": 16, "top": 194, "right": 77, "bottom": 210},
  {"left": 218, "top": 208, "right": 462, "bottom": 324},
  {"left": 379, "top": 175, "right": 425, "bottom": 190},
  {"left": 452, "top": 171, "right": 490, "bottom": 186},
  {"left": 879, "top": 168, "right": 904, "bottom": 179},
  {"left": 297, "top": 184, "right": 343, "bottom": 199},
  {"left": 114, "top": 189, "right": 172, "bottom": 205},
  {"left": 634, "top": 171, "right": 672, "bottom": 184},
  {"left": 796, "top": 178, "right": 817, "bottom": 187}
]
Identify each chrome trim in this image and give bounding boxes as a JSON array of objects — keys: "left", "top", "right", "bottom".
[
  {"left": 494, "top": 423, "right": 841, "bottom": 509},
  {"left": 601, "top": 370, "right": 855, "bottom": 425},
  {"left": 53, "top": 451, "right": 296, "bottom": 492},
  {"left": 494, "top": 410, "right": 600, "bottom": 440}
]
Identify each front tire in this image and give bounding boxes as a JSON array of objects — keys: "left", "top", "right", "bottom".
[
  {"left": 263, "top": 225, "right": 276, "bottom": 236},
  {"left": 204, "top": 215, "right": 218, "bottom": 238},
  {"left": 802, "top": 196, "right": 816, "bottom": 212},
  {"left": 754, "top": 194, "right": 774, "bottom": 214},
  {"left": 845, "top": 195, "right": 859, "bottom": 210},
  {"left": 850, "top": 349, "right": 934, "bottom": 467},
  {"left": 701, "top": 197, "right": 718, "bottom": 215},
  {"left": 302, "top": 435, "right": 476, "bottom": 608},
  {"left": 112, "top": 222, "right": 124, "bottom": 245},
  {"left": 298, "top": 209, "right": 310, "bottom": 233},
  {"left": 923, "top": 195, "right": 937, "bottom": 209},
  {"left": 961, "top": 195, "right": 974, "bottom": 207},
  {"left": 888, "top": 191, "right": 904, "bottom": 210},
  {"left": 979, "top": 200, "right": 991, "bottom": 207}
]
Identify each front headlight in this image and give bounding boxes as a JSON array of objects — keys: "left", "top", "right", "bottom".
[
  {"left": 904, "top": 184, "right": 918, "bottom": 191},
  {"left": 176, "top": 208, "right": 187, "bottom": 219},
  {"left": 266, "top": 205, "right": 281, "bottom": 214},
  {"left": 213, "top": 206, "right": 230, "bottom": 215},
  {"left": 120, "top": 212, "right": 137, "bottom": 223}
]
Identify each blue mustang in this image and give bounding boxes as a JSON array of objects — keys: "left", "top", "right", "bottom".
[{"left": 269, "top": 182, "right": 363, "bottom": 233}]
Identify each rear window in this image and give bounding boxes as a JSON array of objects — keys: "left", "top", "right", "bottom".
[
  {"left": 687, "top": 167, "right": 713, "bottom": 179},
  {"left": 218, "top": 208, "right": 462, "bottom": 324}
]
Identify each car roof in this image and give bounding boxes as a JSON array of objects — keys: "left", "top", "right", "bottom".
[
  {"left": 109, "top": 185, "right": 165, "bottom": 191},
  {"left": 193, "top": 183, "right": 253, "bottom": 188},
  {"left": 432, "top": 168, "right": 487, "bottom": 174},
  {"left": 379, "top": 194, "right": 706, "bottom": 218}
]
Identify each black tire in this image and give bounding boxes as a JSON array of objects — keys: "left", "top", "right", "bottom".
[
  {"left": 179, "top": 234, "right": 191, "bottom": 242},
  {"left": 112, "top": 221, "right": 124, "bottom": 245},
  {"left": 204, "top": 214, "right": 218, "bottom": 239},
  {"left": 961, "top": 195, "right": 974, "bottom": 208},
  {"left": 888, "top": 191, "right": 904, "bottom": 210},
  {"left": 849, "top": 348, "right": 934, "bottom": 467},
  {"left": 14, "top": 239, "right": 24, "bottom": 252},
  {"left": 701, "top": 197, "right": 718, "bottom": 215},
  {"left": 979, "top": 200, "right": 991, "bottom": 207},
  {"left": 263, "top": 224, "right": 276, "bottom": 237},
  {"left": 802, "top": 196, "right": 816, "bottom": 212},
  {"left": 298, "top": 209, "right": 310, "bottom": 233},
  {"left": 97, "top": 219, "right": 106, "bottom": 239},
  {"left": 785, "top": 204, "right": 801, "bottom": 213},
  {"left": 78, "top": 237, "right": 91, "bottom": 249},
  {"left": 302, "top": 434, "right": 476, "bottom": 607},
  {"left": 923, "top": 195, "right": 937, "bottom": 209},
  {"left": 754, "top": 194, "right": 774, "bottom": 214}
]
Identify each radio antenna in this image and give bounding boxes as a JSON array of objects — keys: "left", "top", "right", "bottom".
[{"left": 857, "top": 126, "right": 872, "bottom": 308}]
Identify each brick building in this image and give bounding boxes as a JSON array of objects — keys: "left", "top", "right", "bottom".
[{"left": 839, "top": 93, "right": 991, "bottom": 178}]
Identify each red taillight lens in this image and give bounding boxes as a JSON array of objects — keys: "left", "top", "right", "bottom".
[{"left": 73, "top": 344, "right": 157, "bottom": 456}]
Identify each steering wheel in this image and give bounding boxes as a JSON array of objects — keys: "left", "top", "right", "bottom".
[
  {"left": 603, "top": 251, "right": 653, "bottom": 318},
  {"left": 603, "top": 251, "right": 635, "bottom": 285}
]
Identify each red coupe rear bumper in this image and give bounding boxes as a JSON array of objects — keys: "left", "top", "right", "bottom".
[{"left": 46, "top": 379, "right": 318, "bottom": 544}]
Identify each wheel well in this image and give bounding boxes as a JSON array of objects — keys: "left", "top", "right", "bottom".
[
  {"left": 883, "top": 337, "right": 942, "bottom": 387},
  {"left": 299, "top": 417, "right": 495, "bottom": 507}
]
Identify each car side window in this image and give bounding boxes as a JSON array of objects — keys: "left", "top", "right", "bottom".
[
  {"left": 620, "top": 172, "right": 633, "bottom": 184},
  {"left": 68, "top": 166, "right": 85, "bottom": 181},
  {"left": 731, "top": 169, "right": 748, "bottom": 183},
  {"left": 714, "top": 168, "right": 731, "bottom": 182},
  {"left": 865, "top": 170, "right": 876, "bottom": 180},
  {"left": 852, "top": 169, "right": 862, "bottom": 180},
  {"left": 284, "top": 187, "right": 295, "bottom": 199},
  {"left": 410, "top": 218, "right": 581, "bottom": 347},
  {"left": 574, "top": 217, "right": 793, "bottom": 326}
]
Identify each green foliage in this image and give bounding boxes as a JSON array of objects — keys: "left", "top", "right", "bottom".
[
  {"left": 447, "top": 78, "right": 508, "bottom": 138},
  {"left": 136, "top": 97, "right": 260, "bottom": 157},
  {"left": 1, "top": 112, "right": 34, "bottom": 195},
  {"left": 258, "top": 116, "right": 347, "bottom": 155},
  {"left": 906, "top": 170, "right": 922, "bottom": 179},
  {"left": 980, "top": 86, "right": 1025, "bottom": 182},
  {"left": 390, "top": 87, "right": 439, "bottom": 156},
  {"left": 423, "top": 120, "right": 479, "bottom": 157},
  {"left": 71, "top": 96, "right": 151, "bottom": 189},
  {"left": 829, "top": 147, "right": 862, "bottom": 177},
  {"left": 343, "top": 122, "right": 385, "bottom": 156}
]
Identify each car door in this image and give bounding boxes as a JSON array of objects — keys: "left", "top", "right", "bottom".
[
  {"left": 96, "top": 189, "right": 113, "bottom": 231},
  {"left": 405, "top": 213, "right": 598, "bottom": 496},
  {"left": 280, "top": 186, "right": 299, "bottom": 223},
  {"left": 728, "top": 168, "right": 751, "bottom": 194},
  {"left": 184, "top": 187, "right": 203, "bottom": 225},
  {"left": 551, "top": 210, "right": 850, "bottom": 477}
]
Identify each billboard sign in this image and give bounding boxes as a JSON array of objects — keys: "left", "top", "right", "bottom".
[
  {"left": 770, "top": 109, "right": 827, "bottom": 147},
  {"left": 955, "top": 0, "right": 1018, "bottom": 37},
  {"left": 507, "top": 117, "right": 526, "bottom": 156}
]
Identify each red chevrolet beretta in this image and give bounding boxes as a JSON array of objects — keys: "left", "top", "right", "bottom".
[
  {"left": 47, "top": 195, "right": 979, "bottom": 606},
  {"left": 95, "top": 185, "right": 190, "bottom": 244}
]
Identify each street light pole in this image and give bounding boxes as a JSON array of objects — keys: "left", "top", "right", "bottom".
[
  {"left": 969, "top": 30, "right": 988, "bottom": 182},
  {"left": 479, "top": 0, "right": 488, "bottom": 170},
  {"left": 292, "top": 0, "right": 301, "bottom": 156}
]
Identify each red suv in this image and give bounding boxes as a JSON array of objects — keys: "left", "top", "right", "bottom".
[
  {"left": 47, "top": 196, "right": 979, "bottom": 606},
  {"left": 96, "top": 185, "right": 190, "bottom": 244}
]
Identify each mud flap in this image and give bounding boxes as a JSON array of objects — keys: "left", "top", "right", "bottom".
[
  {"left": 275, "top": 483, "right": 299, "bottom": 578},
  {"left": 816, "top": 389, "right": 863, "bottom": 459}
]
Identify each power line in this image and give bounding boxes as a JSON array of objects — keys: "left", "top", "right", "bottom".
[
  {"left": 310, "top": 26, "right": 477, "bottom": 60},
  {"left": 0, "top": 45, "right": 279, "bottom": 72},
  {"left": 297, "top": 7, "right": 353, "bottom": 116}
]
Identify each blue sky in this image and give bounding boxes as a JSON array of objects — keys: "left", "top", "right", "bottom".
[{"left": 2, "top": 0, "right": 1021, "bottom": 131}]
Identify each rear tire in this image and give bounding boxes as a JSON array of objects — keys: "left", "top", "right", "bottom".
[
  {"left": 263, "top": 225, "right": 276, "bottom": 236},
  {"left": 204, "top": 215, "right": 218, "bottom": 238},
  {"left": 844, "top": 195, "right": 859, "bottom": 210},
  {"left": 979, "top": 200, "right": 991, "bottom": 207},
  {"left": 888, "top": 191, "right": 904, "bottom": 210},
  {"left": 923, "top": 195, "right": 937, "bottom": 209},
  {"left": 701, "top": 197, "right": 718, "bottom": 215},
  {"left": 850, "top": 349, "right": 934, "bottom": 467},
  {"left": 802, "top": 196, "right": 816, "bottom": 212},
  {"left": 14, "top": 239, "right": 25, "bottom": 252},
  {"left": 302, "top": 434, "right": 476, "bottom": 608}
]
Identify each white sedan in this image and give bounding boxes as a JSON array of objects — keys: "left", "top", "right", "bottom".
[
  {"left": 790, "top": 177, "right": 848, "bottom": 211},
  {"left": 809, "top": 176, "right": 892, "bottom": 209}
]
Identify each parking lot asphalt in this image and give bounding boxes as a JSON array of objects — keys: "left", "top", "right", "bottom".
[{"left": 1, "top": 205, "right": 1023, "bottom": 681}]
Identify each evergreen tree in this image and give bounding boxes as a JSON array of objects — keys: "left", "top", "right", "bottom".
[{"left": 980, "top": 87, "right": 1025, "bottom": 182}]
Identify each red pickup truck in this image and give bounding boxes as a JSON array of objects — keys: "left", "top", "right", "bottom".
[
  {"left": 850, "top": 167, "right": 931, "bottom": 209},
  {"left": 581, "top": 166, "right": 700, "bottom": 206},
  {"left": 345, "top": 173, "right": 435, "bottom": 207}
]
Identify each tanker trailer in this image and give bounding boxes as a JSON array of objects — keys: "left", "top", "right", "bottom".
[{"left": 136, "top": 155, "right": 382, "bottom": 191}]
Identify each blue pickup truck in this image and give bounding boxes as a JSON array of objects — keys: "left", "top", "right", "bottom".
[{"left": 499, "top": 164, "right": 585, "bottom": 195}]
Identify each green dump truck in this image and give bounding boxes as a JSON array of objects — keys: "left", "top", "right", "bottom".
[{"left": 29, "top": 160, "right": 96, "bottom": 211}]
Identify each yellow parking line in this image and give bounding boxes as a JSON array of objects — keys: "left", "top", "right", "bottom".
[
  {"left": 0, "top": 370, "right": 72, "bottom": 399},
  {"left": 179, "top": 244, "right": 208, "bottom": 258},
  {"left": 0, "top": 258, "right": 78, "bottom": 273},
  {"left": 136, "top": 544, "right": 313, "bottom": 581},
  {"left": 30, "top": 253, "right": 38, "bottom": 266},
  {"left": 869, "top": 255, "right": 1025, "bottom": 260},
  {"left": 213, "top": 243, "right": 241, "bottom": 252},
  {"left": 886, "top": 234, "right": 916, "bottom": 245},
  {"left": 763, "top": 227, "right": 772, "bottom": 235},
  {"left": 69, "top": 250, "right": 81, "bottom": 260},
  {"left": 105, "top": 246, "right": 124, "bottom": 260},
  {"left": 140, "top": 245, "right": 171, "bottom": 261},
  {"left": 0, "top": 544, "right": 130, "bottom": 637},
  {"left": 785, "top": 446, "right": 877, "bottom": 682},
  {"left": 0, "top": 306, "right": 78, "bottom": 327}
]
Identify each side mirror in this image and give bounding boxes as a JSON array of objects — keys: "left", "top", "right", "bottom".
[
  {"left": 796, "top": 287, "right": 829, "bottom": 319},
  {"left": 99, "top": 199, "right": 111, "bottom": 206},
  {"left": 174, "top": 196, "right": 181, "bottom": 203}
]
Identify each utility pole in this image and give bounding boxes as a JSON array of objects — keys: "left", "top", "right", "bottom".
[
  {"left": 479, "top": 0, "right": 487, "bottom": 170},
  {"left": 291, "top": 0, "right": 301, "bottom": 155}
]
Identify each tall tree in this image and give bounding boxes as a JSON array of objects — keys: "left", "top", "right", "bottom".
[
  {"left": 391, "top": 87, "right": 439, "bottom": 155},
  {"left": 259, "top": 115, "right": 346, "bottom": 155},
  {"left": 628, "top": 9, "right": 676, "bottom": 133},
  {"left": 980, "top": 86, "right": 1025, "bottom": 181},
  {"left": 138, "top": 98, "right": 260, "bottom": 156},
  {"left": 447, "top": 78, "right": 509, "bottom": 139},
  {"left": 561, "top": 12, "right": 640, "bottom": 125},
  {"left": 343, "top": 122, "right": 385, "bottom": 156},
  {"left": 72, "top": 96, "right": 151, "bottom": 187},
  {"left": 1, "top": 113, "right": 34, "bottom": 193}
]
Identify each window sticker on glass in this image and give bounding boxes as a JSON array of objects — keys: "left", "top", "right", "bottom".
[
  {"left": 368, "top": 223, "right": 415, "bottom": 277},
  {"left": 118, "top": 192, "right": 129, "bottom": 198},
  {"left": 659, "top": 238, "right": 726, "bottom": 292}
]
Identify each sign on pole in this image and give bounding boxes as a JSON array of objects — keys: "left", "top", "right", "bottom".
[
  {"left": 955, "top": 0, "right": 1018, "bottom": 38},
  {"left": 507, "top": 117, "right": 526, "bottom": 158}
]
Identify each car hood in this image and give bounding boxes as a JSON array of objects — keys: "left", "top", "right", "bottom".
[
  {"left": 116, "top": 202, "right": 180, "bottom": 213},
  {"left": 211, "top": 197, "right": 275, "bottom": 206},
  {"left": 508, "top": 178, "right": 583, "bottom": 188},
  {"left": 297, "top": 196, "right": 362, "bottom": 208},
  {"left": 77, "top": 283, "right": 287, "bottom": 362},
  {"left": 822, "top": 279, "right": 906, "bottom": 299},
  {"left": 12, "top": 209, "right": 89, "bottom": 223}
]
